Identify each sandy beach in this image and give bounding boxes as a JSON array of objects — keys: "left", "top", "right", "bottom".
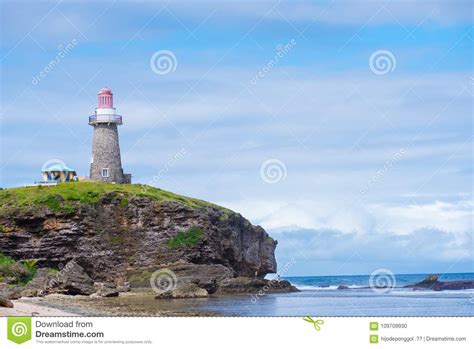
[
  {"left": 1, "top": 299, "right": 80, "bottom": 316},
  {"left": 1, "top": 292, "right": 217, "bottom": 317}
]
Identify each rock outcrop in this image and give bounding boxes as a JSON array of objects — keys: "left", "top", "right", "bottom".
[
  {"left": 216, "top": 277, "right": 299, "bottom": 294},
  {"left": 0, "top": 296, "right": 13, "bottom": 308},
  {"left": 404, "top": 279, "right": 474, "bottom": 291},
  {"left": 156, "top": 282, "right": 208, "bottom": 299},
  {"left": 0, "top": 183, "right": 294, "bottom": 298}
]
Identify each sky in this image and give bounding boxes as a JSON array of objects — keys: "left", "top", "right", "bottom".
[{"left": 0, "top": 0, "right": 472, "bottom": 276}]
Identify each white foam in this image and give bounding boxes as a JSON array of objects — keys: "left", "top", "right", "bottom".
[{"left": 294, "top": 284, "right": 363, "bottom": 290}]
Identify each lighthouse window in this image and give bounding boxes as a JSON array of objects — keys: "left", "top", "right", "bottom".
[{"left": 101, "top": 168, "right": 109, "bottom": 177}]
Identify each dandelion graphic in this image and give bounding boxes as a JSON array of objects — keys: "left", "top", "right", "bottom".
[{"left": 303, "top": 316, "right": 324, "bottom": 331}]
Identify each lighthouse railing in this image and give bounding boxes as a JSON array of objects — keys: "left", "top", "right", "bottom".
[{"left": 88, "top": 114, "right": 122, "bottom": 125}]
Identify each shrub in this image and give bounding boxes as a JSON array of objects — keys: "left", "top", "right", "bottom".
[
  {"left": 23, "top": 259, "right": 38, "bottom": 272},
  {"left": 33, "top": 195, "right": 75, "bottom": 214},
  {"left": 36, "top": 195, "right": 62, "bottom": 211},
  {"left": 0, "top": 254, "right": 37, "bottom": 285},
  {"left": 167, "top": 227, "right": 203, "bottom": 249},
  {"left": 120, "top": 198, "right": 129, "bottom": 207},
  {"left": 0, "top": 254, "right": 15, "bottom": 267}
]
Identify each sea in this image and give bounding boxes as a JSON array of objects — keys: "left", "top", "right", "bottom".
[{"left": 168, "top": 272, "right": 474, "bottom": 316}]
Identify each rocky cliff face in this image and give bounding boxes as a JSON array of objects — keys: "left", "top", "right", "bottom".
[{"left": 0, "top": 184, "right": 277, "bottom": 290}]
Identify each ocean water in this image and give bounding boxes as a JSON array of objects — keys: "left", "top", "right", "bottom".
[{"left": 171, "top": 273, "right": 474, "bottom": 316}]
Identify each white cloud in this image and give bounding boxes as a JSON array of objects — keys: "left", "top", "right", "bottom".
[
  {"left": 221, "top": 198, "right": 473, "bottom": 237},
  {"left": 368, "top": 200, "right": 473, "bottom": 236}
]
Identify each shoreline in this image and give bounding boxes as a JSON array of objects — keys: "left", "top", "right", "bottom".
[
  {"left": 1, "top": 292, "right": 220, "bottom": 317},
  {"left": 2, "top": 284, "right": 473, "bottom": 317},
  {"left": 1, "top": 299, "right": 80, "bottom": 316}
]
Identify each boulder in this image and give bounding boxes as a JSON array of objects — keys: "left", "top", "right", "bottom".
[
  {"left": 91, "top": 288, "right": 119, "bottom": 298},
  {"left": 155, "top": 282, "right": 208, "bottom": 299},
  {"left": 117, "top": 282, "right": 131, "bottom": 293},
  {"left": 337, "top": 285, "right": 349, "bottom": 289},
  {"left": 0, "top": 286, "right": 22, "bottom": 300},
  {"left": 216, "top": 277, "right": 298, "bottom": 294},
  {"left": 20, "top": 288, "right": 39, "bottom": 297},
  {"left": 0, "top": 296, "right": 13, "bottom": 308},
  {"left": 51, "top": 261, "right": 95, "bottom": 295},
  {"left": 432, "top": 280, "right": 474, "bottom": 291},
  {"left": 27, "top": 268, "right": 58, "bottom": 290},
  {"left": 130, "top": 262, "right": 234, "bottom": 294},
  {"left": 168, "top": 263, "right": 233, "bottom": 293},
  {"left": 91, "top": 283, "right": 119, "bottom": 297},
  {"left": 404, "top": 277, "right": 474, "bottom": 291}
]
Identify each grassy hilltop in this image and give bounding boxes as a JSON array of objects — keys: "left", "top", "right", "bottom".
[{"left": 0, "top": 182, "right": 225, "bottom": 216}]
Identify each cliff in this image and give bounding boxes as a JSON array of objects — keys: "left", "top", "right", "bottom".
[{"left": 0, "top": 182, "right": 294, "bottom": 297}]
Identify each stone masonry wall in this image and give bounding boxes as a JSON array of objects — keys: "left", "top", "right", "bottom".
[{"left": 90, "top": 123, "right": 126, "bottom": 183}]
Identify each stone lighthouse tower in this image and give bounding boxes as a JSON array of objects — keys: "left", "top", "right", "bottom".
[{"left": 89, "top": 87, "right": 131, "bottom": 184}]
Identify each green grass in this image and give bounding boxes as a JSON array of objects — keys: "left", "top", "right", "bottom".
[
  {"left": 0, "top": 224, "right": 4, "bottom": 233},
  {"left": 0, "top": 254, "right": 37, "bottom": 286},
  {"left": 167, "top": 227, "right": 203, "bottom": 249},
  {"left": 0, "top": 182, "right": 227, "bottom": 216},
  {"left": 33, "top": 195, "right": 76, "bottom": 214}
]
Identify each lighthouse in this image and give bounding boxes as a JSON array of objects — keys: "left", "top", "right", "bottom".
[{"left": 89, "top": 87, "right": 131, "bottom": 184}]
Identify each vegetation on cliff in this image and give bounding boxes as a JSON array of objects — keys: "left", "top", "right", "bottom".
[
  {"left": 0, "top": 182, "right": 228, "bottom": 217},
  {"left": 0, "top": 254, "right": 37, "bottom": 286},
  {"left": 167, "top": 227, "right": 203, "bottom": 249}
]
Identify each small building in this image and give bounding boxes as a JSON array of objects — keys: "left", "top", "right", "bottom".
[{"left": 41, "top": 165, "right": 77, "bottom": 183}]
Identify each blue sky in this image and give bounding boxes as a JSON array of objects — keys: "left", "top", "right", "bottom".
[{"left": 0, "top": 0, "right": 472, "bottom": 276}]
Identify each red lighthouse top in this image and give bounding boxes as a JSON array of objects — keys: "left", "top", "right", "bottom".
[{"left": 98, "top": 87, "right": 113, "bottom": 108}]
